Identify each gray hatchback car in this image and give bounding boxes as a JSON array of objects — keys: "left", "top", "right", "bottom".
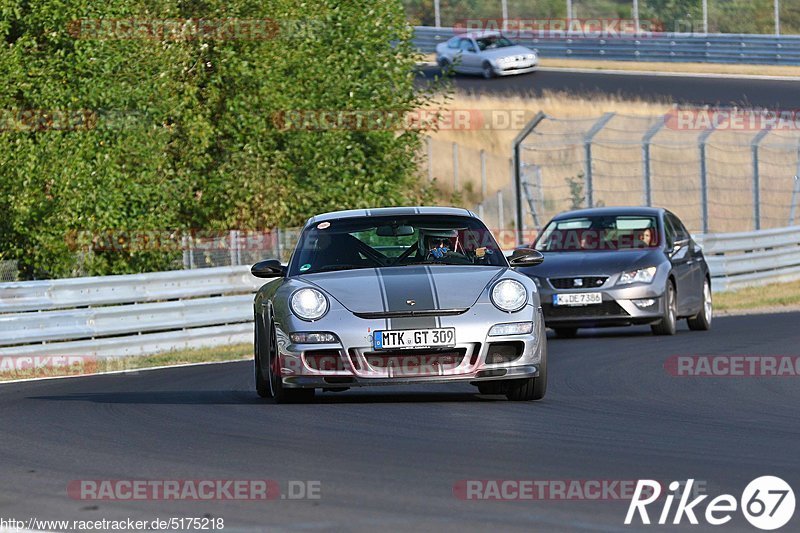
[{"left": 516, "top": 207, "right": 711, "bottom": 337}]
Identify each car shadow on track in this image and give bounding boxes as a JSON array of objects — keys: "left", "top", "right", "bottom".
[
  {"left": 546, "top": 326, "right": 692, "bottom": 340},
  {"left": 28, "top": 390, "right": 506, "bottom": 405},
  {"left": 28, "top": 390, "right": 514, "bottom": 405},
  {"left": 28, "top": 390, "right": 264, "bottom": 405}
]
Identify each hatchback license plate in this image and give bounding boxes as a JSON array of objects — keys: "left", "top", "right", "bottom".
[
  {"left": 553, "top": 293, "right": 602, "bottom": 306},
  {"left": 373, "top": 328, "right": 456, "bottom": 350}
]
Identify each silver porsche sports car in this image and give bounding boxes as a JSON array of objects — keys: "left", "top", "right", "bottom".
[{"left": 251, "top": 207, "right": 547, "bottom": 403}]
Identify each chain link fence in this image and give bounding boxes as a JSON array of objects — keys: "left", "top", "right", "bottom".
[
  {"left": 403, "top": 0, "right": 800, "bottom": 35},
  {"left": 515, "top": 112, "right": 800, "bottom": 234}
]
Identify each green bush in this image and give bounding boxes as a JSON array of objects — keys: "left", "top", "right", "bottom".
[{"left": 0, "top": 1, "right": 435, "bottom": 279}]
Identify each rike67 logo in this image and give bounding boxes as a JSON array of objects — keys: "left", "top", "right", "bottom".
[{"left": 626, "top": 477, "right": 795, "bottom": 530}]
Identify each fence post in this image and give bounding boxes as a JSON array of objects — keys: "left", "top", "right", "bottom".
[
  {"left": 480, "top": 149, "right": 487, "bottom": 201},
  {"left": 751, "top": 126, "right": 771, "bottom": 230},
  {"left": 452, "top": 142, "right": 459, "bottom": 191},
  {"left": 478, "top": 203, "right": 485, "bottom": 220},
  {"left": 434, "top": 0, "right": 441, "bottom": 28},
  {"left": 584, "top": 112, "right": 616, "bottom": 208},
  {"left": 427, "top": 137, "right": 433, "bottom": 181},
  {"left": 790, "top": 140, "right": 800, "bottom": 225},
  {"left": 502, "top": 0, "right": 508, "bottom": 26},
  {"left": 182, "top": 235, "right": 190, "bottom": 269},
  {"left": 642, "top": 115, "right": 667, "bottom": 207},
  {"left": 632, "top": 0, "right": 640, "bottom": 33},
  {"left": 229, "top": 230, "right": 238, "bottom": 266},
  {"left": 775, "top": 0, "right": 781, "bottom": 36},
  {"left": 497, "top": 190, "right": 505, "bottom": 231},
  {"left": 512, "top": 112, "right": 546, "bottom": 245},
  {"left": 698, "top": 125, "right": 716, "bottom": 234}
]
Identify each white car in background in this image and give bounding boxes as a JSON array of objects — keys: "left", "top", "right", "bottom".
[{"left": 435, "top": 31, "right": 538, "bottom": 79}]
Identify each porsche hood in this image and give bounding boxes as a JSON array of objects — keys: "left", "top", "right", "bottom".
[{"left": 298, "top": 265, "right": 505, "bottom": 314}]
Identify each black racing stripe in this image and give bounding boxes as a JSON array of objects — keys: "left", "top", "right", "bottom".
[
  {"left": 380, "top": 266, "right": 437, "bottom": 329},
  {"left": 425, "top": 266, "right": 442, "bottom": 328},
  {"left": 374, "top": 268, "right": 391, "bottom": 330}
]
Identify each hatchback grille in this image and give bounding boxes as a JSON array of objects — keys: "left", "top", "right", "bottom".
[
  {"left": 543, "top": 301, "right": 628, "bottom": 318},
  {"left": 549, "top": 276, "right": 608, "bottom": 289}
]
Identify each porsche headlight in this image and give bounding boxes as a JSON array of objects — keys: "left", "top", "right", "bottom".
[
  {"left": 491, "top": 279, "right": 528, "bottom": 312},
  {"left": 617, "top": 266, "right": 657, "bottom": 286},
  {"left": 290, "top": 288, "right": 329, "bottom": 321}
]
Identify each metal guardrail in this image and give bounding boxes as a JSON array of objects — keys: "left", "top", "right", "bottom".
[
  {"left": 1, "top": 226, "right": 799, "bottom": 358},
  {"left": 413, "top": 27, "right": 800, "bottom": 65},
  {"left": 697, "top": 225, "right": 800, "bottom": 291},
  {"left": 0, "top": 266, "right": 266, "bottom": 358}
]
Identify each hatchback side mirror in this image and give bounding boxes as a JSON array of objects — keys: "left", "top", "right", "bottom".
[
  {"left": 251, "top": 259, "right": 286, "bottom": 278},
  {"left": 508, "top": 248, "right": 544, "bottom": 267}
]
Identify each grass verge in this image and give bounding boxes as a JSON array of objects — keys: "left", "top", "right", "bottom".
[
  {"left": 714, "top": 280, "right": 800, "bottom": 313},
  {"left": 0, "top": 343, "right": 251, "bottom": 382}
]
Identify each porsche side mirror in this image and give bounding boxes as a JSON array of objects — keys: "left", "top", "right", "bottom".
[
  {"left": 251, "top": 259, "right": 286, "bottom": 278},
  {"left": 508, "top": 248, "right": 544, "bottom": 267}
]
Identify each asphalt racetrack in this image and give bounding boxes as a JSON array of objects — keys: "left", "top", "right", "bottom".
[
  {"left": 417, "top": 66, "right": 800, "bottom": 108},
  {"left": 1, "top": 312, "right": 798, "bottom": 532}
]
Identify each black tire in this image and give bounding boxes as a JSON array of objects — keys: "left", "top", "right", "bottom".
[
  {"left": 267, "top": 320, "right": 315, "bottom": 404},
  {"left": 481, "top": 61, "right": 495, "bottom": 79},
  {"left": 553, "top": 327, "right": 578, "bottom": 338},
  {"left": 687, "top": 278, "right": 712, "bottom": 331},
  {"left": 254, "top": 323, "right": 271, "bottom": 398},
  {"left": 651, "top": 279, "right": 677, "bottom": 336},
  {"left": 438, "top": 57, "right": 451, "bottom": 73},
  {"left": 506, "top": 339, "right": 547, "bottom": 401}
]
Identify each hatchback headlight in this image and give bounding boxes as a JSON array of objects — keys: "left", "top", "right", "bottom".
[
  {"left": 290, "top": 288, "right": 329, "bottom": 321},
  {"left": 491, "top": 279, "right": 528, "bottom": 312},
  {"left": 617, "top": 266, "right": 657, "bottom": 286}
]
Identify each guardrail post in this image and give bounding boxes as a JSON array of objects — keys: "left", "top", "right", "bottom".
[
  {"left": 512, "top": 111, "right": 546, "bottom": 245},
  {"left": 584, "top": 112, "right": 616, "bottom": 208},
  {"left": 642, "top": 114, "right": 667, "bottom": 207},
  {"left": 698, "top": 125, "right": 716, "bottom": 234},
  {"left": 434, "top": 0, "right": 441, "bottom": 28},
  {"left": 751, "top": 126, "right": 772, "bottom": 230}
]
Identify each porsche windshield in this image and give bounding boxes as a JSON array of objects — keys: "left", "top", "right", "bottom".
[
  {"left": 534, "top": 215, "right": 660, "bottom": 252},
  {"left": 288, "top": 215, "right": 507, "bottom": 275}
]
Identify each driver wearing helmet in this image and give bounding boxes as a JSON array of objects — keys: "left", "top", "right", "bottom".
[{"left": 419, "top": 229, "right": 459, "bottom": 260}]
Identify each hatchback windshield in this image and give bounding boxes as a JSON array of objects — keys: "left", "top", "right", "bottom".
[
  {"left": 289, "top": 215, "right": 507, "bottom": 275},
  {"left": 534, "top": 215, "right": 660, "bottom": 252}
]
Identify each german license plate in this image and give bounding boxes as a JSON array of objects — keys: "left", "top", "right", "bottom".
[
  {"left": 373, "top": 328, "right": 456, "bottom": 350},
  {"left": 553, "top": 293, "right": 602, "bottom": 306}
]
